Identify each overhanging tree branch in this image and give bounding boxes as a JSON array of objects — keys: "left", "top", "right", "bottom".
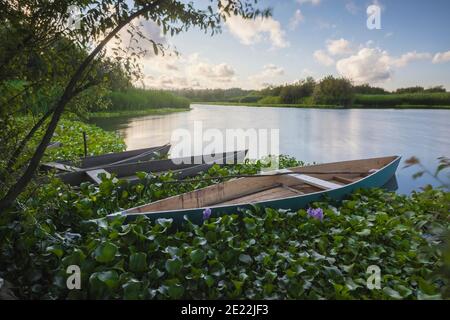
[{"left": 0, "top": 1, "right": 162, "bottom": 211}]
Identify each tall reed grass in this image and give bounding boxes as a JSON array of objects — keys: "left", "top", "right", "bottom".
[
  {"left": 354, "top": 93, "right": 450, "bottom": 107},
  {"left": 106, "top": 88, "right": 190, "bottom": 111}
]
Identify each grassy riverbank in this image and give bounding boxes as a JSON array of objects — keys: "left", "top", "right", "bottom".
[
  {"left": 89, "top": 107, "right": 191, "bottom": 118},
  {"left": 176, "top": 78, "right": 450, "bottom": 109},
  {"left": 9, "top": 116, "right": 126, "bottom": 164}
]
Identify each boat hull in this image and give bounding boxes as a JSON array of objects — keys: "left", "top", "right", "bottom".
[
  {"left": 54, "top": 150, "right": 247, "bottom": 186},
  {"left": 116, "top": 156, "right": 401, "bottom": 225},
  {"left": 63, "top": 144, "right": 171, "bottom": 168}
]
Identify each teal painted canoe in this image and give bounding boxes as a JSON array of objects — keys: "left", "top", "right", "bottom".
[{"left": 111, "top": 156, "right": 401, "bottom": 225}]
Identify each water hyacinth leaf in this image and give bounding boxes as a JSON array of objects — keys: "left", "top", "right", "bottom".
[
  {"left": 239, "top": 254, "right": 253, "bottom": 264},
  {"left": 157, "top": 218, "right": 173, "bottom": 229},
  {"left": 94, "top": 242, "right": 118, "bottom": 263},
  {"left": 345, "top": 278, "right": 360, "bottom": 291},
  {"left": 167, "top": 283, "right": 184, "bottom": 299},
  {"left": 382, "top": 287, "right": 403, "bottom": 300},
  {"left": 62, "top": 249, "right": 86, "bottom": 266},
  {"left": 129, "top": 252, "right": 147, "bottom": 273},
  {"left": 417, "top": 291, "right": 442, "bottom": 300},
  {"left": 123, "top": 279, "right": 142, "bottom": 300},
  {"left": 90, "top": 271, "right": 119, "bottom": 290},
  {"left": 418, "top": 278, "right": 438, "bottom": 295},
  {"left": 356, "top": 229, "right": 371, "bottom": 236},
  {"left": 46, "top": 245, "right": 64, "bottom": 258},
  {"left": 190, "top": 249, "right": 206, "bottom": 264},
  {"left": 135, "top": 172, "right": 147, "bottom": 180},
  {"left": 204, "top": 275, "right": 214, "bottom": 287},
  {"left": 165, "top": 258, "right": 183, "bottom": 275}
]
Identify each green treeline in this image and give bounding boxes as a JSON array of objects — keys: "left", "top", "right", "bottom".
[
  {"left": 172, "top": 76, "right": 450, "bottom": 108},
  {"left": 354, "top": 92, "right": 450, "bottom": 108}
]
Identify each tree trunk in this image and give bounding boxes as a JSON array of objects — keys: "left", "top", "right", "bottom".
[
  {"left": 6, "top": 107, "right": 55, "bottom": 170},
  {"left": 0, "top": 3, "right": 160, "bottom": 212}
]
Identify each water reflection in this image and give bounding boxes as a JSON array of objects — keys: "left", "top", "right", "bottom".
[
  {"left": 383, "top": 176, "right": 399, "bottom": 192},
  {"left": 91, "top": 104, "right": 450, "bottom": 194}
]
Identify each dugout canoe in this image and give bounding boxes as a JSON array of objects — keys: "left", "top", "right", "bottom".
[
  {"left": 111, "top": 156, "right": 401, "bottom": 225},
  {"left": 55, "top": 149, "right": 248, "bottom": 186},
  {"left": 41, "top": 143, "right": 171, "bottom": 172}
]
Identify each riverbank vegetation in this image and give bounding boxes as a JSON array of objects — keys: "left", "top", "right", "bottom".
[
  {"left": 102, "top": 89, "right": 190, "bottom": 113},
  {"left": 89, "top": 108, "right": 191, "bottom": 118},
  {"left": 0, "top": 146, "right": 449, "bottom": 299},
  {"left": 173, "top": 76, "right": 450, "bottom": 109},
  {"left": 1, "top": 0, "right": 449, "bottom": 301},
  {"left": 1, "top": 0, "right": 271, "bottom": 212}
]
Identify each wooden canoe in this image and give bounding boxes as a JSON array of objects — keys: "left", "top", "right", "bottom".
[
  {"left": 111, "top": 156, "right": 401, "bottom": 225},
  {"left": 54, "top": 150, "right": 248, "bottom": 186},
  {"left": 41, "top": 143, "right": 171, "bottom": 172}
]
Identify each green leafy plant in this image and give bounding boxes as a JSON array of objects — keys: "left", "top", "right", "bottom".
[{"left": 0, "top": 156, "right": 448, "bottom": 300}]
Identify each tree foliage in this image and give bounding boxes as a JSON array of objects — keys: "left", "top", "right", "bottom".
[
  {"left": 312, "top": 76, "right": 354, "bottom": 107},
  {"left": 0, "top": 0, "right": 271, "bottom": 211}
]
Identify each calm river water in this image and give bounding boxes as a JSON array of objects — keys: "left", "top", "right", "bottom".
[{"left": 91, "top": 104, "right": 450, "bottom": 194}]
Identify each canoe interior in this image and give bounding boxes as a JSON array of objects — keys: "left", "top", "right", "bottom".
[
  {"left": 125, "top": 156, "right": 398, "bottom": 214},
  {"left": 60, "top": 144, "right": 171, "bottom": 168},
  {"left": 56, "top": 150, "right": 248, "bottom": 186}
]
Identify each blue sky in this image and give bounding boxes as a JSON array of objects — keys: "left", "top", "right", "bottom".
[{"left": 134, "top": 0, "right": 450, "bottom": 90}]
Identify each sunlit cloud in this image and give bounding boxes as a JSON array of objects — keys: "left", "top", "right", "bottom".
[
  {"left": 432, "top": 50, "right": 450, "bottom": 64},
  {"left": 336, "top": 48, "right": 431, "bottom": 84},
  {"left": 249, "top": 64, "right": 285, "bottom": 88},
  {"left": 326, "top": 38, "right": 354, "bottom": 56},
  {"left": 225, "top": 15, "right": 289, "bottom": 48},
  {"left": 314, "top": 50, "right": 335, "bottom": 66}
]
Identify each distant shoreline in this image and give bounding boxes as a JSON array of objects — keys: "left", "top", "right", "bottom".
[{"left": 193, "top": 102, "right": 450, "bottom": 110}]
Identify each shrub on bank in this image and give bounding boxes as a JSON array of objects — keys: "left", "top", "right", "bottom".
[{"left": 313, "top": 76, "right": 354, "bottom": 107}]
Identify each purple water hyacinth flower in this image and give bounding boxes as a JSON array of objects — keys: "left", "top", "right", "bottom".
[
  {"left": 202, "top": 208, "right": 212, "bottom": 220},
  {"left": 307, "top": 207, "right": 324, "bottom": 221}
]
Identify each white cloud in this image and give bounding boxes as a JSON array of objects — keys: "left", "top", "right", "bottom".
[
  {"left": 313, "top": 50, "right": 335, "bottom": 66},
  {"left": 249, "top": 64, "right": 285, "bottom": 87},
  {"left": 391, "top": 51, "right": 431, "bottom": 67},
  {"left": 336, "top": 48, "right": 431, "bottom": 84},
  {"left": 289, "top": 9, "right": 304, "bottom": 30},
  {"left": 141, "top": 52, "right": 238, "bottom": 89},
  {"left": 262, "top": 64, "right": 285, "bottom": 76},
  {"left": 297, "top": 0, "right": 321, "bottom": 5},
  {"left": 188, "top": 62, "right": 235, "bottom": 82},
  {"left": 432, "top": 51, "right": 450, "bottom": 64},
  {"left": 345, "top": 1, "right": 359, "bottom": 15},
  {"left": 326, "top": 38, "right": 353, "bottom": 56},
  {"left": 143, "top": 74, "right": 190, "bottom": 89},
  {"left": 225, "top": 15, "right": 289, "bottom": 48},
  {"left": 336, "top": 48, "right": 391, "bottom": 83}
]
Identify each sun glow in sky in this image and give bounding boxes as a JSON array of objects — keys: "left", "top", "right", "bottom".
[{"left": 127, "top": 0, "right": 450, "bottom": 91}]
